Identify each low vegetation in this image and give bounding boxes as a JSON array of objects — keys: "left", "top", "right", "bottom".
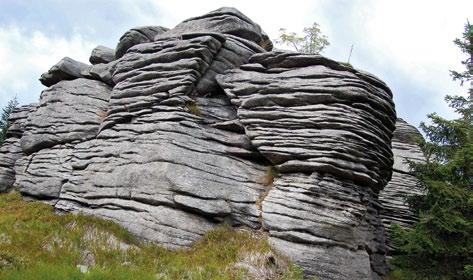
[{"left": 0, "top": 191, "right": 307, "bottom": 280}]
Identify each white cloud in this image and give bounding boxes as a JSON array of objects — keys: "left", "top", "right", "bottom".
[
  {"left": 0, "top": 25, "right": 95, "bottom": 110},
  {"left": 361, "top": 1, "right": 469, "bottom": 124}
]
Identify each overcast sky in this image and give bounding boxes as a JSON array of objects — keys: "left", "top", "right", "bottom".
[{"left": 0, "top": 0, "right": 471, "bottom": 129}]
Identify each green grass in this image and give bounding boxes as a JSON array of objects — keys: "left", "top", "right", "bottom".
[
  {"left": 0, "top": 191, "right": 307, "bottom": 280},
  {"left": 185, "top": 104, "right": 203, "bottom": 117}
]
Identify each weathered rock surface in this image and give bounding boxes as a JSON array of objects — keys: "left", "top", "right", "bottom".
[
  {"left": 89, "top": 45, "right": 116, "bottom": 64},
  {"left": 81, "top": 60, "right": 119, "bottom": 86},
  {"left": 379, "top": 118, "right": 425, "bottom": 253},
  {"left": 20, "top": 79, "right": 111, "bottom": 154},
  {"left": 155, "top": 7, "right": 268, "bottom": 48},
  {"left": 115, "top": 26, "right": 169, "bottom": 59},
  {"left": 217, "top": 51, "right": 396, "bottom": 279},
  {"left": 39, "top": 57, "right": 90, "bottom": 87},
  {"left": 0, "top": 7, "right": 422, "bottom": 280},
  {"left": 0, "top": 104, "right": 37, "bottom": 192}
]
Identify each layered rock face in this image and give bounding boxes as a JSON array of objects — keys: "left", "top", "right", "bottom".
[
  {"left": 379, "top": 119, "right": 425, "bottom": 253},
  {"left": 217, "top": 52, "right": 396, "bottom": 279},
  {"left": 0, "top": 104, "right": 37, "bottom": 192},
  {"left": 0, "top": 7, "right": 413, "bottom": 279}
]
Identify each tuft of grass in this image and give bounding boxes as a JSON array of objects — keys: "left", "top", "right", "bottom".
[
  {"left": 339, "top": 61, "right": 353, "bottom": 68},
  {"left": 0, "top": 192, "right": 307, "bottom": 280},
  {"left": 185, "top": 104, "right": 203, "bottom": 117}
]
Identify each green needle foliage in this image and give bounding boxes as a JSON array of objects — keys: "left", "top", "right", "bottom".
[
  {"left": 391, "top": 21, "right": 473, "bottom": 280},
  {"left": 0, "top": 97, "right": 18, "bottom": 146},
  {"left": 451, "top": 20, "right": 473, "bottom": 86}
]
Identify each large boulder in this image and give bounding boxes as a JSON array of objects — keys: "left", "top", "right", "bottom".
[
  {"left": 20, "top": 79, "right": 111, "bottom": 154},
  {"left": 115, "top": 26, "right": 169, "bottom": 59},
  {"left": 217, "top": 51, "right": 396, "bottom": 279},
  {"left": 156, "top": 7, "right": 271, "bottom": 50},
  {"left": 89, "top": 45, "right": 116, "bottom": 64},
  {"left": 39, "top": 57, "right": 89, "bottom": 87},
  {"left": 54, "top": 33, "right": 269, "bottom": 247}
]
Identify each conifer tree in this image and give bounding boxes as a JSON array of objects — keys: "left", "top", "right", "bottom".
[
  {"left": 392, "top": 21, "right": 473, "bottom": 279},
  {"left": 0, "top": 97, "right": 18, "bottom": 145}
]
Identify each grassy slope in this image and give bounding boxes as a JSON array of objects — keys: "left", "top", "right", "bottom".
[{"left": 0, "top": 192, "right": 307, "bottom": 280}]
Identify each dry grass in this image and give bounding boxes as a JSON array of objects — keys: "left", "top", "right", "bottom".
[{"left": 97, "top": 111, "right": 107, "bottom": 121}]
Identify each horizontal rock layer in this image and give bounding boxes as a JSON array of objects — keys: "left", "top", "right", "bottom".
[
  {"left": 217, "top": 52, "right": 396, "bottom": 191},
  {"left": 379, "top": 119, "right": 425, "bottom": 253},
  {"left": 0, "top": 104, "right": 37, "bottom": 192},
  {"left": 20, "top": 79, "right": 111, "bottom": 154}
]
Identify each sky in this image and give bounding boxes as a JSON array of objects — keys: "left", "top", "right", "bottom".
[{"left": 0, "top": 0, "right": 471, "bottom": 129}]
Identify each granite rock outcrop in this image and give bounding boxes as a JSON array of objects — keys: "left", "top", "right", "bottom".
[
  {"left": 379, "top": 118, "right": 425, "bottom": 253},
  {"left": 0, "top": 7, "right": 423, "bottom": 280},
  {"left": 217, "top": 52, "right": 396, "bottom": 279}
]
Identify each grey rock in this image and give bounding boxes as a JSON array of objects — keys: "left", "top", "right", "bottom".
[
  {"left": 14, "top": 144, "right": 74, "bottom": 203},
  {"left": 217, "top": 51, "right": 396, "bottom": 279},
  {"left": 81, "top": 59, "right": 120, "bottom": 86},
  {"left": 195, "top": 35, "right": 266, "bottom": 95},
  {"left": 269, "top": 237, "right": 379, "bottom": 280},
  {"left": 173, "top": 195, "right": 232, "bottom": 217},
  {"left": 1, "top": 8, "right": 422, "bottom": 279},
  {"left": 217, "top": 51, "right": 396, "bottom": 191},
  {"left": 379, "top": 119, "right": 425, "bottom": 254},
  {"left": 115, "top": 26, "right": 169, "bottom": 59},
  {"left": 89, "top": 45, "right": 116, "bottom": 64},
  {"left": 156, "top": 7, "right": 267, "bottom": 46},
  {"left": 44, "top": 31, "right": 268, "bottom": 248},
  {"left": 54, "top": 109, "right": 267, "bottom": 247},
  {"left": 108, "top": 34, "right": 223, "bottom": 119},
  {"left": 5, "top": 104, "right": 38, "bottom": 138},
  {"left": 262, "top": 173, "right": 386, "bottom": 279},
  {"left": 0, "top": 104, "right": 37, "bottom": 192},
  {"left": 39, "top": 57, "right": 90, "bottom": 87},
  {"left": 20, "top": 79, "right": 111, "bottom": 154},
  {"left": 0, "top": 138, "right": 23, "bottom": 192}
]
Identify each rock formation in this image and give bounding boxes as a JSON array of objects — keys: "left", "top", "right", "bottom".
[
  {"left": 0, "top": 7, "right": 423, "bottom": 279},
  {"left": 379, "top": 118, "right": 425, "bottom": 253}
]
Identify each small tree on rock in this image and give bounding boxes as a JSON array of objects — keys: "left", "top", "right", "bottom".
[{"left": 275, "top": 22, "right": 329, "bottom": 54}]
